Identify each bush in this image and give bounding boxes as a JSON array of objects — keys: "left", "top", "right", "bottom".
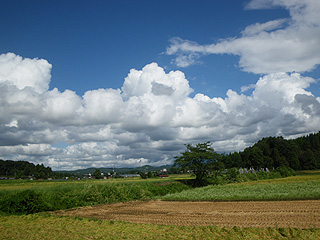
[
  {"left": 138, "top": 171, "right": 148, "bottom": 179},
  {"left": 257, "top": 171, "right": 268, "bottom": 179},
  {"left": 220, "top": 168, "right": 292, "bottom": 183},
  {"left": 225, "top": 168, "right": 241, "bottom": 183},
  {"left": 276, "top": 166, "right": 296, "bottom": 177},
  {"left": 209, "top": 175, "right": 225, "bottom": 185},
  {"left": 0, "top": 190, "right": 49, "bottom": 214}
]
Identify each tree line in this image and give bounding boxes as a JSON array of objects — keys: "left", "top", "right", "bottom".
[
  {"left": 221, "top": 131, "right": 320, "bottom": 170},
  {"left": 174, "top": 132, "right": 320, "bottom": 186},
  {"left": 0, "top": 160, "right": 53, "bottom": 179}
]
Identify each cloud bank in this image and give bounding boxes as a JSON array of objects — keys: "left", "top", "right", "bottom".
[{"left": 0, "top": 52, "right": 319, "bottom": 170}]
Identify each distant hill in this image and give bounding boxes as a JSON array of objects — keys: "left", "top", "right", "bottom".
[{"left": 54, "top": 165, "right": 172, "bottom": 175}]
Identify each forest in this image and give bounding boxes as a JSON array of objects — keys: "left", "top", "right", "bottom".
[
  {"left": 0, "top": 160, "right": 53, "bottom": 179},
  {"left": 222, "top": 131, "right": 320, "bottom": 170}
]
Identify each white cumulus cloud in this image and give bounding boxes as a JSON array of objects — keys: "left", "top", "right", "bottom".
[{"left": 0, "top": 53, "right": 51, "bottom": 93}]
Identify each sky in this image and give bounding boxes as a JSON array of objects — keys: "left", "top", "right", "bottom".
[{"left": 0, "top": 0, "right": 319, "bottom": 170}]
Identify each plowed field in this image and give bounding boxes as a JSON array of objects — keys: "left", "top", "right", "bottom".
[{"left": 54, "top": 200, "right": 320, "bottom": 228}]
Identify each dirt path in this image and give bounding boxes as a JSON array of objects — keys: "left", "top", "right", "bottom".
[{"left": 54, "top": 200, "right": 320, "bottom": 228}]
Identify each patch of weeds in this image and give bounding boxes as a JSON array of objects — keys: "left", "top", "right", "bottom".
[
  {"left": 0, "top": 189, "right": 49, "bottom": 214},
  {"left": 88, "top": 217, "right": 102, "bottom": 223},
  {"left": 278, "top": 227, "right": 288, "bottom": 237},
  {"left": 232, "top": 226, "right": 241, "bottom": 232}
]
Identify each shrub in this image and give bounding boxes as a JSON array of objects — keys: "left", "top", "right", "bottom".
[
  {"left": 0, "top": 190, "right": 49, "bottom": 214},
  {"left": 276, "top": 166, "right": 296, "bottom": 177},
  {"left": 209, "top": 175, "right": 225, "bottom": 185},
  {"left": 257, "top": 171, "right": 268, "bottom": 179},
  {"left": 225, "top": 168, "right": 240, "bottom": 183}
]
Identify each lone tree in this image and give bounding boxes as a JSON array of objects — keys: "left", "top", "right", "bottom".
[
  {"left": 174, "top": 142, "right": 222, "bottom": 186},
  {"left": 93, "top": 169, "right": 102, "bottom": 179}
]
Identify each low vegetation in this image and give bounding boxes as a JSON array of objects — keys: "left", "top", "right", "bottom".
[
  {"left": 162, "top": 173, "right": 320, "bottom": 201},
  {"left": 1, "top": 214, "right": 319, "bottom": 240},
  {"left": 0, "top": 179, "right": 191, "bottom": 215},
  {"left": 0, "top": 169, "right": 317, "bottom": 215}
]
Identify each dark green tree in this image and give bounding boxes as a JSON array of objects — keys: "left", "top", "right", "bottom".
[
  {"left": 231, "top": 152, "right": 242, "bottom": 168},
  {"left": 138, "top": 171, "right": 148, "bottom": 179},
  {"left": 174, "top": 142, "right": 221, "bottom": 186},
  {"left": 93, "top": 169, "right": 102, "bottom": 179},
  {"left": 300, "top": 149, "right": 317, "bottom": 169},
  {"left": 249, "top": 147, "right": 264, "bottom": 168},
  {"left": 147, "top": 171, "right": 153, "bottom": 178},
  {"left": 287, "top": 151, "right": 300, "bottom": 170}
]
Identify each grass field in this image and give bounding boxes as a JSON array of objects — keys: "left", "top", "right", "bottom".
[
  {"left": 0, "top": 174, "right": 192, "bottom": 191},
  {"left": 162, "top": 173, "right": 320, "bottom": 201},
  {"left": 0, "top": 171, "right": 320, "bottom": 239}
]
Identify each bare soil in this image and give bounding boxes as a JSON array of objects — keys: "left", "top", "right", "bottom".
[{"left": 54, "top": 200, "right": 320, "bottom": 228}]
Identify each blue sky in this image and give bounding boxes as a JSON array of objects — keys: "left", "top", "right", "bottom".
[
  {"left": 0, "top": 0, "right": 319, "bottom": 170},
  {"left": 1, "top": 0, "right": 293, "bottom": 96}
]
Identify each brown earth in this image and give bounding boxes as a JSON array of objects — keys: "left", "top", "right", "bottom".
[{"left": 54, "top": 200, "right": 320, "bottom": 228}]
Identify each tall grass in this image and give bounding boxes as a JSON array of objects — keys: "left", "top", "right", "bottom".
[{"left": 0, "top": 180, "right": 190, "bottom": 214}]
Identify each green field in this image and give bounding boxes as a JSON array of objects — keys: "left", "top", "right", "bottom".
[
  {"left": 162, "top": 173, "right": 320, "bottom": 201},
  {"left": 0, "top": 171, "right": 320, "bottom": 239}
]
